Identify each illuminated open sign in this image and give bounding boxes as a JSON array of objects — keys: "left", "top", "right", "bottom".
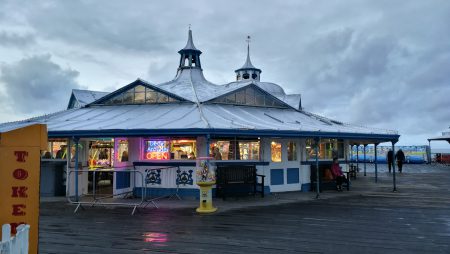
[
  {"left": 146, "top": 152, "right": 169, "bottom": 160},
  {"left": 145, "top": 140, "right": 169, "bottom": 160}
]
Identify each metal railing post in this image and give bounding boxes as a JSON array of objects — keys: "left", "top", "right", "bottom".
[
  {"left": 315, "top": 137, "right": 320, "bottom": 199},
  {"left": 74, "top": 138, "right": 80, "bottom": 202},
  {"left": 356, "top": 144, "right": 359, "bottom": 173},
  {"left": 363, "top": 144, "right": 367, "bottom": 176},
  {"left": 374, "top": 143, "right": 379, "bottom": 183},
  {"left": 392, "top": 141, "right": 397, "bottom": 192}
]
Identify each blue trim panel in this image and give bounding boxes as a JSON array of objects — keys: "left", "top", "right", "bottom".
[
  {"left": 301, "top": 183, "right": 311, "bottom": 192},
  {"left": 48, "top": 128, "right": 399, "bottom": 141},
  {"left": 270, "top": 169, "right": 284, "bottom": 185},
  {"left": 116, "top": 171, "right": 131, "bottom": 189},
  {"left": 287, "top": 168, "right": 300, "bottom": 184}
]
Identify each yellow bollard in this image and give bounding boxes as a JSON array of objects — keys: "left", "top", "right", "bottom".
[{"left": 196, "top": 181, "right": 217, "bottom": 213}]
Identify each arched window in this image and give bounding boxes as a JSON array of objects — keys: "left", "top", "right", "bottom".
[
  {"left": 191, "top": 55, "right": 196, "bottom": 67},
  {"left": 252, "top": 73, "right": 258, "bottom": 79},
  {"left": 243, "top": 73, "right": 250, "bottom": 79}
]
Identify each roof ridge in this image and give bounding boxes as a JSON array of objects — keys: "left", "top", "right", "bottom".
[
  {"left": 301, "top": 110, "right": 398, "bottom": 135},
  {"left": 72, "top": 88, "right": 108, "bottom": 93},
  {"left": 0, "top": 108, "right": 75, "bottom": 127},
  {"left": 187, "top": 69, "right": 211, "bottom": 128}
]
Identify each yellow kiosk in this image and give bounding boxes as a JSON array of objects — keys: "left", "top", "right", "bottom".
[
  {"left": 195, "top": 158, "right": 217, "bottom": 213},
  {"left": 0, "top": 123, "right": 47, "bottom": 254}
]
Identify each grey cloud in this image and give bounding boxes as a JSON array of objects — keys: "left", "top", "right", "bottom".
[
  {"left": 0, "top": 31, "right": 35, "bottom": 48},
  {"left": 0, "top": 0, "right": 449, "bottom": 145},
  {"left": 18, "top": 1, "right": 197, "bottom": 53},
  {"left": 0, "top": 54, "right": 85, "bottom": 115}
]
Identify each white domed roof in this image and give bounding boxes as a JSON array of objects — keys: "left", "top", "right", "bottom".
[{"left": 256, "top": 82, "right": 286, "bottom": 96}]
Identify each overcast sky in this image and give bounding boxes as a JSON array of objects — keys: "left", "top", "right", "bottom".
[{"left": 0, "top": 0, "right": 449, "bottom": 147}]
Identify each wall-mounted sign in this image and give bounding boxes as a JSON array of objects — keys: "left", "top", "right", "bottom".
[{"left": 0, "top": 124, "right": 47, "bottom": 254}]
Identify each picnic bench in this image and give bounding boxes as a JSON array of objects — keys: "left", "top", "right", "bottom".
[{"left": 215, "top": 164, "right": 265, "bottom": 199}]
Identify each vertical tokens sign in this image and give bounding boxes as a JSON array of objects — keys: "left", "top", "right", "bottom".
[{"left": 0, "top": 124, "right": 47, "bottom": 254}]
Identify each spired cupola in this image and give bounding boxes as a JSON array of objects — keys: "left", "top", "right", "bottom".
[
  {"left": 177, "top": 29, "right": 202, "bottom": 75},
  {"left": 235, "top": 36, "right": 262, "bottom": 81}
]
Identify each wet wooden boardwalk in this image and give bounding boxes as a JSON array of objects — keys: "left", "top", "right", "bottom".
[{"left": 39, "top": 164, "right": 450, "bottom": 253}]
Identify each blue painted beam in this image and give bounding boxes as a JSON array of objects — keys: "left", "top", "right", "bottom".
[{"left": 48, "top": 128, "right": 399, "bottom": 142}]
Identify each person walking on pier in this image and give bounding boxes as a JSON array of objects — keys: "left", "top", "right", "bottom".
[
  {"left": 387, "top": 149, "right": 394, "bottom": 173},
  {"left": 396, "top": 149, "right": 405, "bottom": 173}
]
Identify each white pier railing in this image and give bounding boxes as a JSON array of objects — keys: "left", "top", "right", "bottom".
[{"left": 0, "top": 224, "right": 30, "bottom": 254}]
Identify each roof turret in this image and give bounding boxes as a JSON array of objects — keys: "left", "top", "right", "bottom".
[
  {"left": 179, "top": 29, "right": 200, "bottom": 52},
  {"left": 235, "top": 36, "right": 262, "bottom": 81},
  {"left": 177, "top": 29, "right": 202, "bottom": 73}
]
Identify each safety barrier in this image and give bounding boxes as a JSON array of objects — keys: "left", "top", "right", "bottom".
[
  {"left": 67, "top": 169, "right": 157, "bottom": 215},
  {"left": 0, "top": 224, "right": 30, "bottom": 254},
  {"left": 134, "top": 165, "right": 184, "bottom": 205}
]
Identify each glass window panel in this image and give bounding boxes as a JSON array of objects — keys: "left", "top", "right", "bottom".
[
  {"left": 117, "top": 139, "right": 129, "bottom": 162},
  {"left": 272, "top": 100, "right": 285, "bottom": 108},
  {"left": 238, "top": 141, "right": 260, "bottom": 160},
  {"left": 265, "top": 96, "right": 277, "bottom": 107},
  {"left": 306, "top": 138, "right": 344, "bottom": 160},
  {"left": 157, "top": 93, "right": 169, "bottom": 103},
  {"left": 53, "top": 141, "right": 68, "bottom": 159},
  {"left": 168, "top": 97, "right": 178, "bottom": 102},
  {"left": 306, "top": 139, "right": 316, "bottom": 160},
  {"left": 123, "top": 92, "right": 133, "bottom": 104},
  {"left": 134, "top": 92, "right": 145, "bottom": 103},
  {"left": 271, "top": 141, "right": 282, "bottom": 162},
  {"left": 111, "top": 94, "right": 123, "bottom": 104},
  {"left": 210, "top": 141, "right": 230, "bottom": 160},
  {"left": 288, "top": 141, "right": 297, "bottom": 161},
  {"left": 225, "top": 93, "right": 236, "bottom": 103},
  {"left": 170, "top": 139, "right": 196, "bottom": 160},
  {"left": 42, "top": 140, "right": 68, "bottom": 159},
  {"left": 236, "top": 90, "right": 245, "bottom": 104},
  {"left": 135, "top": 85, "right": 145, "bottom": 93},
  {"left": 255, "top": 93, "right": 265, "bottom": 106},
  {"left": 245, "top": 88, "right": 255, "bottom": 105},
  {"left": 89, "top": 140, "right": 114, "bottom": 168},
  {"left": 146, "top": 90, "right": 157, "bottom": 103}
]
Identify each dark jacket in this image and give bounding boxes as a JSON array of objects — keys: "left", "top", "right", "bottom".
[
  {"left": 387, "top": 150, "right": 394, "bottom": 163},
  {"left": 395, "top": 150, "right": 405, "bottom": 161}
]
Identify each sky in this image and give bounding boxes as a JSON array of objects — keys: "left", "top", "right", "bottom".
[{"left": 0, "top": 0, "right": 449, "bottom": 147}]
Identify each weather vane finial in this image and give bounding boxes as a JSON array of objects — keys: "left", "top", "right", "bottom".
[
  {"left": 246, "top": 35, "right": 251, "bottom": 45},
  {"left": 189, "top": 24, "right": 191, "bottom": 30}
]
